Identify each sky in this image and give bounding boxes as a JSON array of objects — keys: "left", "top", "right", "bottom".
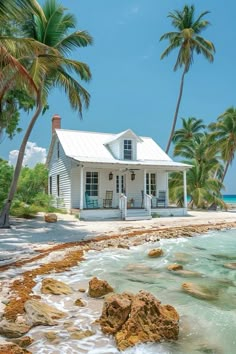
[{"left": 1, "top": 0, "right": 236, "bottom": 193}]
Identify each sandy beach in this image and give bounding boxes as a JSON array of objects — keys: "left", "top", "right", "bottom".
[{"left": 0, "top": 209, "right": 236, "bottom": 353}]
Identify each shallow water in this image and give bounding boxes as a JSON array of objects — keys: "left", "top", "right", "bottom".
[{"left": 28, "top": 229, "right": 236, "bottom": 354}]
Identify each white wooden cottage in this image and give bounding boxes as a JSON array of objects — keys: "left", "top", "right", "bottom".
[{"left": 46, "top": 114, "right": 191, "bottom": 220}]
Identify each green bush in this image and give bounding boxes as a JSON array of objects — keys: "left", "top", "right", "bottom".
[{"left": 10, "top": 202, "right": 38, "bottom": 219}]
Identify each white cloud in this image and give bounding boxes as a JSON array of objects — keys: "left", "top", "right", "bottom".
[{"left": 9, "top": 142, "right": 46, "bottom": 168}]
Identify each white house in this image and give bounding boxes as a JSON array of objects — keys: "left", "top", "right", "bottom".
[{"left": 46, "top": 114, "right": 191, "bottom": 220}]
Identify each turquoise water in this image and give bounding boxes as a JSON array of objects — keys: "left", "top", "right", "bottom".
[
  {"left": 79, "top": 229, "right": 236, "bottom": 354},
  {"left": 223, "top": 194, "right": 236, "bottom": 204}
]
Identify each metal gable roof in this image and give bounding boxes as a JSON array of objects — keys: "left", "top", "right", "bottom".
[{"left": 53, "top": 129, "right": 191, "bottom": 170}]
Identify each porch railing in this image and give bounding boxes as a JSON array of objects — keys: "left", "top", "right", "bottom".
[
  {"left": 144, "top": 193, "right": 152, "bottom": 216},
  {"left": 119, "top": 194, "right": 127, "bottom": 220}
]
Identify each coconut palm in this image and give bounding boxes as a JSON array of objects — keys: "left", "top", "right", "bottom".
[
  {"left": 0, "top": 0, "right": 92, "bottom": 228},
  {"left": 209, "top": 107, "right": 236, "bottom": 183},
  {"left": 172, "top": 117, "right": 205, "bottom": 156},
  {"left": 160, "top": 4, "right": 215, "bottom": 153}
]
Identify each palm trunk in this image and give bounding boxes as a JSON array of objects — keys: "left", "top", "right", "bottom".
[
  {"left": 0, "top": 98, "right": 42, "bottom": 228},
  {"left": 221, "top": 159, "right": 230, "bottom": 183},
  {"left": 166, "top": 66, "right": 187, "bottom": 154}
]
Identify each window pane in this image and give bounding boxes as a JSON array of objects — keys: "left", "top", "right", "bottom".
[{"left": 86, "top": 172, "right": 98, "bottom": 196}]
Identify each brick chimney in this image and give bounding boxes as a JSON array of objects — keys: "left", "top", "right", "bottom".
[{"left": 52, "top": 114, "right": 61, "bottom": 134}]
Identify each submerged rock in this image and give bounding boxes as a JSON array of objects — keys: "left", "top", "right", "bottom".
[
  {"left": 174, "top": 252, "right": 192, "bottom": 263},
  {"left": 0, "top": 320, "right": 31, "bottom": 338},
  {"left": 173, "top": 269, "right": 202, "bottom": 277},
  {"left": 100, "top": 290, "right": 179, "bottom": 351},
  {"left": 24, "top": 299, "right": 66, "bottom": 326},
  {"left": 223, "top": 262, "right": 236, "bottom": 269},
  {"left": 41, "top": 278, "right": 73, "bottom": 295},
  {"left": 182, "top": 282, "right": 218, "bottom": 300},
  {"left": 74, "top": 298, "right": 85, "bottom": 307},
  {"left": 10, "top": 336, "right": 34, "bottom": 348},
  {"left": 148, "top": 248, "right": 164, "bottom": 258},
  {"left": 70, "top": 329, "right": 95, "bottom": 340},
  {"left": 88, "top": 277, "right": 114, "bottom": 298},
  {"left": 167, "top": 264, "right": 183, "bottom": 271}
]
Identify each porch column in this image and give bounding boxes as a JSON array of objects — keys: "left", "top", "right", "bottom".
[
  {"left": 166, "top": 172, "right": 169, "bottom": 206},
  {"left": 80, "top": 165, "right": 84, "bottom": 209},
  {"left": 183, "top": 170, "right": 187, "bottom": 209}
]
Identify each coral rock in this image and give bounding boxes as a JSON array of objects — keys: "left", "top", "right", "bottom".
[
  {"left": 100, "top": 290, "right": 179, "bottom": 351},
  {"left": 0, "top": 320, "right": 31, "bottom": 338},
  {"left": 41, "top": 278, "right": 73, "bottom": 295},
  {"left": 224, "top": 262, "right": 236, "bottom": 269},
  {"left": 182, "top": 282, "right": 218, "bottom": 300},
  {"left": 74, "top": 298, "right": 85, "bottom": 307},
  {"left": 167, "top": 264, "right": 183, "bottom": 271},
  {"left": 0, "top": 343, "right": 32, "bottom": 354},
  {"left": 88, "top": 277, "right": 114, "bottom": 298}
]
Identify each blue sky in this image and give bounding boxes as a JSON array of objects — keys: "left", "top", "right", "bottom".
[{"left": 1, "top": 0, "right": 236, "bottom": 193}]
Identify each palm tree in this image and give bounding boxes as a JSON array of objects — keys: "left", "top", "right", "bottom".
[
  {"left": 160, "top": 4, "right": 215, "bottom": 154},
  {"left": 0, "top": 0, "right": 93, "bottom": 228},
  {"left": 172, "top": 117, "right": 205, "bottom": 156},
  {"left": 209, "top": 107, "right": 236, "bottom": 183}
]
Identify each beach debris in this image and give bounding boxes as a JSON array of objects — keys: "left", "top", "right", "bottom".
[
  {"left": 182, "top": 282, "right": 218, "bottom": 300},
  {"left": 70, "top": 329, "right": 95, "bottom": 340},
  {"left": 74, "top": 298, "right": 85, "bottom": 307},
  {"left": 41, "top": 278, "right": 73, "bottom": 295},
  {"left": 88, "top": 277, "right": 114, "bottom": 298},
  {"left": 100, "top": 290, "right": 179, "bottom": 351},
  {"left": 0, "top": 320, "right": 31, "bottom": 338},
  {"left": 24, "top": 299, "right": 66, "bottom": 326},
  {"left": 9, "top": 336, "right": 34, "bottom": 348},
  {"left": 148, "top": 248, "right": 164, "bottom": 258},
  {"left": 44, "top": 213, "right": 57, "bottom": 223},
  {"left": 167, "top": 264, "right": 183, "bottom": 271},
  {"left": 0, "top": 342, "right": 32, "bottom": 354},
  {"left": 223, "top": 262, "right": 236, "bottom": 269}
]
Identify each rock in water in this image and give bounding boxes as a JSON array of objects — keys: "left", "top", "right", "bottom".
[
  {"left": 41, "top": 278, "right": 73, "bottom": 295},
  {"left": 100, "top": 290, "right": 179, "bottom": 351},
  {"left": 0, "top": 342, "right": 32, "bottom": 354},
  {"left": 24, "top": 299, "right": 66, "bottom": 326},
  {"left": 182, "top": 282, "right": 218, "bottom": 300},
  {"left": 44, "top": 213, "right": 57, "bottom": 223},
  {"left": 88, "top": 277, "right": 114, "bottom": 298},
  {"left": 0, "top": 320, "right": 31, "bottom": 338},
  {"left": 167, "top": 264, "right": 183, "bottom": 271},
  {"left": 148, "top": 248, "right": 164, "bottom": 258},
  {"left": 223, "top": 262, "right": 236, "bottom": 270}
]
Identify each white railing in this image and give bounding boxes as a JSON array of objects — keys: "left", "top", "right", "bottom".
[
  {"left": 144, "top": 193, "right": 152, "bottom": 216},
  {"left": 119, "top": 194, "right": 127, "bottom": 220}
]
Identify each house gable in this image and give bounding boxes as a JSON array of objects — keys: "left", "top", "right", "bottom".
[{"left": 105, "top": 129, "right": 143, "bottom": 161}]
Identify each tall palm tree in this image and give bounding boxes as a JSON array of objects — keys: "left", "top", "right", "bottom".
[
  {"left": 0, "top": 0, "right": 93, "bottom": 228},
  {"left": 209, "top": 107, "right": 236, "bottom": 183},
  {"left": 160, "top": 4, "right": 215, "bottom": 154}
]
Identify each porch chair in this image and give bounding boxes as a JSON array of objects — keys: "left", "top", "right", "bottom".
[
  {"left": 156, "top": 190, "right": 166, "bottom": 207},
  {"left": 85, "top": 191, "right": 98, "bottom": 208},
  {"left": 103, "top": 191, "right": 113, "bottom": 208}
]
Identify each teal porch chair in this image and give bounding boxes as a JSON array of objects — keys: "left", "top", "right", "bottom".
[{"left": 85, "top": 191, "right": 98, "bottom": 208}]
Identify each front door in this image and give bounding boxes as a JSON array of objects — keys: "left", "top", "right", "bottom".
[{"left": 116, "top": 174, "right": 126, "bottom": 206}]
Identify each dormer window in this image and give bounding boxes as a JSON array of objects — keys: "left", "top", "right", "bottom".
[{"left": 124, "top": 139, "right": 132, "bottom": 160}]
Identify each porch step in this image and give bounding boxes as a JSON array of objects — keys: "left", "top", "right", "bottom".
[{"left": 125, "top": 209, "right": 152, "bottom": 221}]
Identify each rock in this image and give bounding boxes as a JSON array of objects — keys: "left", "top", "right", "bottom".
[
  {"left": 100, "top": 290, "right": 179, "bottom": 351},
  {"left": 173, "top": 270, "right": 202, "bottom": 277},
  {"left": 70, "top": 329, "right": 95, "bottom": 340},
  {"left": 182, "top": 282, "right": 218, "bottom": 300},
  {"left": 148, "top": 248, "right": 164, "bottom": 258},
  {"left": 78, "top": 288, "right": 86, "bottom": 293},
  {"left": 167, "top": 264, "right": 183, "bottom": 271},
  {"left": 10, "top": 336, "right": 34, "bottom": 348},
  {"left": 100, "top": 293, "right": 132, "bottom": 334},
  {"left": 88, "top": 277, "right": 114, "bottom": 298},
  {"left": 117, "top": 244, "right": 130, "bottom": 249},
  {"left": 41, "top": 278, "right": 73, "bottom": 295},
  {"left": 0, "top": 343, "right": 32, "bottom": 354},
  {"left": 0, "top": 320, "right": 31, "bottom": 338},
  {"left": 223, "top": 262, "right": 236, "bottom": 269},
  {"left": 24, "top": 299, "right": 66, "bottom": 326},
  {"left": 74, "top": 298, "right": 85, "bottom": 307},
  {"left": 44, "top": 331, "right": 58, "bottom": 341},
  {"left": 174, "top": 252, "right": 192, "bottom": 263},
  {"left": 44, "top": 213, "right": 57, "bottom": 223}
]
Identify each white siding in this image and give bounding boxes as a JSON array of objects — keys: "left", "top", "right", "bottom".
[
  {"left": 48, "top": 138, "right": 71, "bottom": 210},
  {"left": 108, "top": 140, "right": 120, "bottom": 160}
]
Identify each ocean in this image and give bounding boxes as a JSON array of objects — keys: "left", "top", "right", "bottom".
[{"left": 223, "top": 194, "right": 236, "bottom": 204}]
